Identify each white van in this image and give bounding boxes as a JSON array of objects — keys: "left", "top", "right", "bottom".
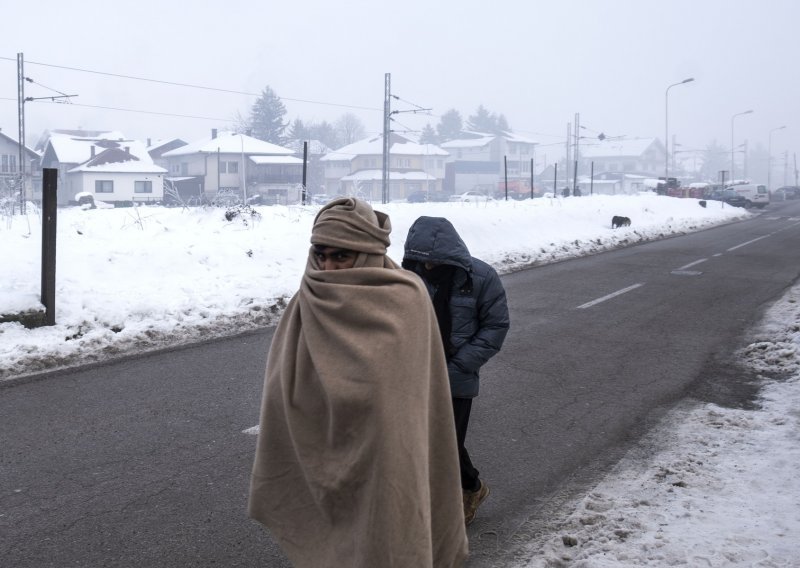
[{"left": 727, "top": 183, "right": 770, "bottom": 209}]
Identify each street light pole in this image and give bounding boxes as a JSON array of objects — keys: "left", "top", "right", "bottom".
[
  {"left": 665, "top": 78, "right": 694, "bottom": 193},
  {"left": 768, "top": 125, "right": 786, "bottom": 191},
  {"left": 730, "top": 109, "right": 753, "bottom": 184}
]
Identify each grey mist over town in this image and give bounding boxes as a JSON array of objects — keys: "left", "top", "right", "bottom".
[{"left": 2, "top": 0, "right": 799, "bottom": 189}]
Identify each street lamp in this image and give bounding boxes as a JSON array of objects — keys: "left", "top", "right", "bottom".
[
  {"left": 768, "top": 125, "right": 786, "bottom": 191},
  {"left": 665, "top": 78, "right": 694, "bottom": 192},
  {"left": 730, "top": 110, "right": 753, "bottom": 183}
]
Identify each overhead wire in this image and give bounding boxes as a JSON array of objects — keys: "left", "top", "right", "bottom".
[{"left": 0, "top": 55, "right": 382, "bottom": 112}]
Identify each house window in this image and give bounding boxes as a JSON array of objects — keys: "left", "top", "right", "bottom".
[
  {"left": 219, "top": 161, "right": 239, "bottom": 174},
  {"left": 396, "top": 158, "right": 410, "bottom": 168},
  {"left": 134, "top": 181, "right": 153, "bottom": 193},
  {"left": 180, "top": 163, "right": 188, "bottom": 176},
  {"left": 95, "top": 180, "right": 114, "bottom": 193},
  {"left": 1, "top": 155, "right": 16, "bottom": 173}
]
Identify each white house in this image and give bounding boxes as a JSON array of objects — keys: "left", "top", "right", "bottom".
[
  {"left": 40, "top": 132, "right": 165, "bottom": 205},
  {"left": 0, "top": 128, "right": 41, "bottom": 201},
  {"left": 579, "top": 138, "right": 666, "bottom": 176},
  {"left": 68, "top": 145, "right": 167, "bottom": 204},
  {"left": 440, "top": 131, "right": 538, "bottom": 195},
  {"left": 321, "top": 133, "right": 448, "bottom": 201},
  {"left": 161, "top": 130, "right": 302, "bottom": 203}
]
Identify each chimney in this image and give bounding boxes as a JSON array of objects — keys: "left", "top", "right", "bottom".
[
  {"left": 212, "top": 129, "right": 218, "bottom": 139},
  {"left": 90, "top": 145, "right": 95, "bottom": 157},
  {"left": 124, "top": 146, "right": 130, "bottom": 154},
  {"left": 147, "top": 138, "right": 151, "bottom": 146}
]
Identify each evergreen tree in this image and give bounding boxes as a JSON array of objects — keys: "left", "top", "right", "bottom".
[
  {"left": 436, "top": 109, "right": 463, "bottom": 142},
  {"left": 419, "top": 123, "right": 438, "bottom": 144},
  {"left": 249, "top": 86, "right": 288, "bottom": 144},
  {"left": 496, "top": 114, "right": 511, "bottom": 134},
  {"left": 287, "top": 118, "right": 310, "bottom": 142},
  {"left": 467, "top": 105, "right": 512, "bottom": 135},
  {"left": 467, "top": 105, "right": 493, "bottom": 132}
]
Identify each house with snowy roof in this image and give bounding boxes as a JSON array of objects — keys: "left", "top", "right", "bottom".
[
  {"left": 320, "top": 133, "right": 448, "bottom": 201},
  {"left": 0, "top": 128, "right": 41, "bottom": 198},
  {"left": 160, "top": 130, "right": 302, "bottom": 204},
  {"left": 40, "top": 132, "right": 166, "bottom": 205},
  {"left": 439, "top": 131, "right": 538, "bottom": 195},
  {"left": 146, "top": 138, "right": 188, "bottom": 171},
  {"left": 578, "top": 137, "right": 665, "bottom": 177}
]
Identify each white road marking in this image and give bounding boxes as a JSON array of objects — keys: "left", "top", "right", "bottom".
[
  {"left": 576, "top": 283, "right": 644, "bottom": 309},
  {"left": 243, "top": 425, "right": 260, "bottom": 435},
  {"left": 671, "top": 270, "right": 702, "bottom": 276},
  {"left": 713, "top": 253, "right": 723, "bottom": 257},
  {"left": 677, "top": 258, "right": 707, "bottom": 270},
  {"left": 727, "top": 235, "right": 769, "bottom": 251}
]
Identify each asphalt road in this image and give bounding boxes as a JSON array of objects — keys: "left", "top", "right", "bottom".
[{"left": 2, "top": 200, "right": 800, "bottom": 567}]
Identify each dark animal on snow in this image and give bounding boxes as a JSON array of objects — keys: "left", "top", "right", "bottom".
[{"left": 611, "top": 215, "right": 631, "bottom": 229}]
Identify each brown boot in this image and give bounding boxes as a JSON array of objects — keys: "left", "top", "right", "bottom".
[{"left": 463, "top": 481, "right": 490, "bottom": 525}]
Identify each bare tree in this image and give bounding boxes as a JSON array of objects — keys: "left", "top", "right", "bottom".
[{"left": 335, "top": 113, "right": 366, "bottom": 146}]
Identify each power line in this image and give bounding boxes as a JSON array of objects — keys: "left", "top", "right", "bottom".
[
  {"left": 27, "top": 99, "right": 231, "bottom": 122},
  {"left": 0, "top": 55, "right": 383, "bottom": 113}
]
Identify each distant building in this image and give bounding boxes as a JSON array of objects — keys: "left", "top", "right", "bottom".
[
  {"left": 439, "top": 131, "right": 538, "bottom": 195},
  {"left": 161, "top": 130, "right": 302, "bottom": 204},
  {"left": 579, "top": 138, "right": 666, "bottom": 177},
  {"left": 0, "top": 128, "right": 41, "bottom": 201},
  {"left": 40, "top": 131, "right": 165, "bottom": 205},
  {"left": 320, "top": 133, "right": 448, "bottom": 201}
]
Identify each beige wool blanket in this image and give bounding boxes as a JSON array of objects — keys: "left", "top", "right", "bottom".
[{"left": 249, "top": 230, "right": 467, "bottom": 565}]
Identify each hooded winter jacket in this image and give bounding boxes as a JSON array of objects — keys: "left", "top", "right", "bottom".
[{"left": 403, "top": 216, "right": 510, "bottom": 398}]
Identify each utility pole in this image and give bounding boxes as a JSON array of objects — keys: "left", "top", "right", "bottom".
[
  {"left": 382, "top": 73, "right": 391, "bottom": 204},
  {"left": 565, "top": 122, "right": 571, "bottom": 190},
  {"left": 573, "top": 113, "right": 580, "bottom": 193},
  {"left": 379, "top": 73, "right": 430, "bottom": 204},
  {"left": 17, "top": 53, "right": 26, "bottom": 214}
]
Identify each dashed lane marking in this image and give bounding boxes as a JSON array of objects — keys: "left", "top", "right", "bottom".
[
  {"left": 576, "top": 283, "right": 644, "bottom": 309},
  {"left": 677, "top": 258, "right": 707, "bottom": 271},
  {"left": 727, "top": 235, "right": 769, "bottom": 252},
  {"left": 243, "top": 425, "right": 260, "bottom": 435}
]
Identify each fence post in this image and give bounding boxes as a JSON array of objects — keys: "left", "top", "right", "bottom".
[{"left": 41, "top": 168, "right": 57, "bottom": 326}]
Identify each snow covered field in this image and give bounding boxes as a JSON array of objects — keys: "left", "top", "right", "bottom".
[
  {"left": 4, "top": 193, "right": 799, "bottom": 566},
  {"left": 0, "top": 194, "right": 745, "bottom": 380}
]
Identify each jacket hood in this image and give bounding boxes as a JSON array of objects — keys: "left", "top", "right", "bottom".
[{"left": 403, "top": 216, "right": 472, "bottom": 272}]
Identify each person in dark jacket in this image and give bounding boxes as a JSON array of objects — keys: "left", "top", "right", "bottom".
[{"left": 402, "top": 216, "right": 510, "bottom": 525}]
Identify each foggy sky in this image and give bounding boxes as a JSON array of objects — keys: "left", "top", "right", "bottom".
[{"left": 3, "top": 0, "right": 798, "bottom": 173}]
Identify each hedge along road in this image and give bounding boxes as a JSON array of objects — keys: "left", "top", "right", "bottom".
[{"left": 1, "top": 201, "right": 800, "bottom": 567}]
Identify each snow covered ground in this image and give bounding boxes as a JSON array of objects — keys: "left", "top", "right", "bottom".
[
  {"left": 0, "top": 194, "right": 745, "bottom": 380},
  {"left": 3, "top": 193, "right": 798, "bottom": 565}
]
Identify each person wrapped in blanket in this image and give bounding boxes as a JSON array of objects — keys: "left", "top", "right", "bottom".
[{"left": 249, "top": 198, "right": 468, "bottom": 568}]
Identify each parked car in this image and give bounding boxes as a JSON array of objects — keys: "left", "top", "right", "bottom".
[
  {"left": 311, "top": 193, "right": 331, "bottom": 205},
  {"left": 449, "top": 191, "right": 493, "bottom": 203},
  {"left": 407, "top": 191, "right": 428, "bottom": 203},
  {"left": 774, "top": 186, "right": 800, "bottom": 200},
  {"left": 708, "top": 188, "right": 747, "bottom": 207},
  {"left": 726, "top": 183, "right": 769, "bottom": 208}
]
